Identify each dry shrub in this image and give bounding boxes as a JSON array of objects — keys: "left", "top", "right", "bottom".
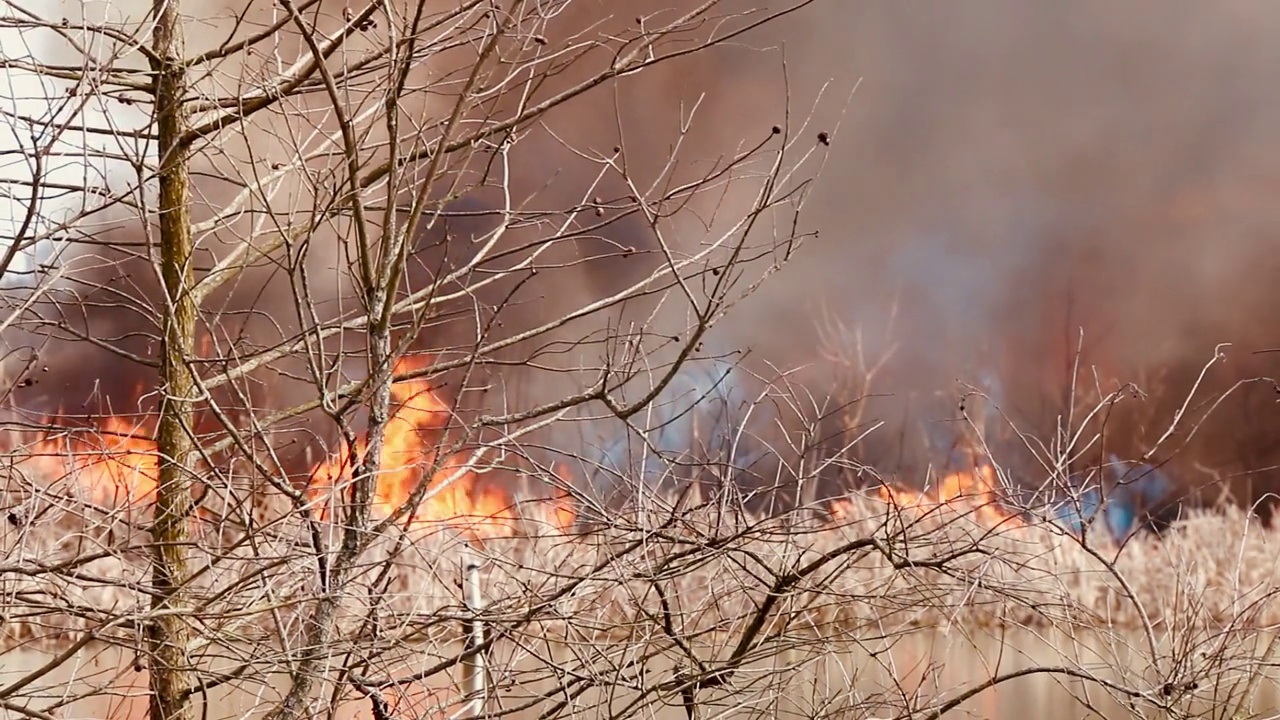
[{"left": 5, "top": 475, "right": 1280, "bottom": 656}]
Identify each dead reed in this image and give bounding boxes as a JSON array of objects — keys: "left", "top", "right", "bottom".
[{"left": 2, "top": 483, "right": 1278, "bottom": 655}]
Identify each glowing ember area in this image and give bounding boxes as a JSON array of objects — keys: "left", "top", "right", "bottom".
[
  {"left": 546, "top": 479, "right": 577, "bottom": 534},
  {"left": 12, "top": 359, "right": 576, "bottom": 537},
  {"left": 27, "top": 416, "right": 160, "bottom": 508},
  {"left": 832, "top": 464, "right": 1023, "bottom": 529},
  {"left": 306, "top": 360, "right": 523, "bottom": 538}
]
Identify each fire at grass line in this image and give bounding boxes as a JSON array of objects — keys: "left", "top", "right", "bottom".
[{"left": 4, "top": 353, "right": 1181, "bottom": 545}]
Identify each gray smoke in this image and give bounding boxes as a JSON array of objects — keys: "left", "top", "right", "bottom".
[{"left": 8, "top": 1, "right": 1280, "bottom": 508}]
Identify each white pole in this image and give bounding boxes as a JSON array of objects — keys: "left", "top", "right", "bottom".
[{"left": 458, "top": 548, "right": 487, "bottom": 718}]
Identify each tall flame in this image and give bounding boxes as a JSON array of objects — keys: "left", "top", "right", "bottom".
[
  {"left": 306, "top": 358, "right": 522, "bottom": 538},
  {"left": 16, "top": 358, "right": 577, "bottom": 537}
]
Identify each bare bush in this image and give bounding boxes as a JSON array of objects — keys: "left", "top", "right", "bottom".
[{"left": 0, "top": 3, "right": 1279, "bottom": 720}]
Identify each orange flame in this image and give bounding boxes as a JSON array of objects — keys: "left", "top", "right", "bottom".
[
  {"left": 7, "top": 361, "right": 581, "bottom": 540},
  {"left": 835, "top": 463, "right": 1023, "bottom": 529},
  {"left": 307, "top": 358, "right": 521, "bottom": 538},
  {"left": 538, "top": 463, "right": 578, "bottom": 534},
  {"left": 28, "top": 416, "right": 160, "bottom": 508}
]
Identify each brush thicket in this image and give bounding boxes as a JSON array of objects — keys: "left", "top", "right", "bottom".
[{"left": 3, "top": 474, "right": 1278, "bottom": 655}]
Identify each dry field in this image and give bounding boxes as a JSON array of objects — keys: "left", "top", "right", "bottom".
[
  {"left": 3, "top": 484, "right": 1278, "bottom": 649},
  {"left": 5, "top": 467, "right": 1280, "bottom": 719}
]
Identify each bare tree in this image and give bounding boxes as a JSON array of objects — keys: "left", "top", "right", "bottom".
[
  {"left": 0, "top": 1, "right": 830, "bottom": 718},
  {"left": 148, "top": 2, "right": 199, "bottom": 719}
]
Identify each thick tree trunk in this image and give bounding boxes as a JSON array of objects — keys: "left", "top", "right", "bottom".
[{"left": 148, "top": 2, "right": 196, "bottom": 719}]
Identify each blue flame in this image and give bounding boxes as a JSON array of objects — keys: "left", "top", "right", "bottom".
[
  {"left": 1050, "top": 484, "right": 1103, "bottom": 536},
  {"left": 1048, "top": 454, "right": 1175, "bottom": 542},
  {"left": 575, "top": 357, "right": 767, "bottom": 490}
]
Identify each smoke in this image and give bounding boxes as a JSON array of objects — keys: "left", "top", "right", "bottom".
[
  {"left": 0, "top": 1, "right": 787, "bottom": 483},
  {"left": 0, "top": 1, "right": 154, "bottom": 275},
  {"left": 7, "top": 1, "right": 1280, "bottom": 509},
  {"left": 694, "top": 1, "right": 1280, "bottom": 505}
]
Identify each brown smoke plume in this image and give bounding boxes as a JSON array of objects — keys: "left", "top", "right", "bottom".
[
  {"left": 714, "top": 2, "right": 1280, "bottom": 508},
  {"left": 10, "top": 1, "right": 1280, "bottom": 511}
]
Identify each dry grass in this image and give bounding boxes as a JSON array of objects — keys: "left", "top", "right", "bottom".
[{"left": 3, "top": 481, "right": 1279, "bottom": 656}]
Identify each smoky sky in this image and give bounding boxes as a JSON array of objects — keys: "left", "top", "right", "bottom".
[
  {"left": 437, "top": 0, "right": 1280, "bottom": 503},
  {"left": 706, "top": 1, "right": 1280, "bottom": 496},
  {"left": 10, "top": 1, "right": 1280, "bottom": 504}
]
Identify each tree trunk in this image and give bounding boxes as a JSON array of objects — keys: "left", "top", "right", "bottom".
[
  {"left": 265, "top": 298, "right": 395, "bottom": 720},
  {"left": 148, "top": 1, "right": 196, "bottom": 719}
]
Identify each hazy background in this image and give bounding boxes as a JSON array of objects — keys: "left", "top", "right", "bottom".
[
  {"left": 5, "top": 0, "right": 1280, "bottom": 509},
  {"left": 685, "top": 1, "right": 1280, "bottom": 504}
]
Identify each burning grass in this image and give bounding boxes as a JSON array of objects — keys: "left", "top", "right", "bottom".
[
  {"left": 4, "top": 360, "right": 1279, "bottom": 660},
  {"left": 3, "top": 462, "right": 1279, "bottom": 656},
  {"left": 6, "top": 356, "right": 562, "bottom": 542}
]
